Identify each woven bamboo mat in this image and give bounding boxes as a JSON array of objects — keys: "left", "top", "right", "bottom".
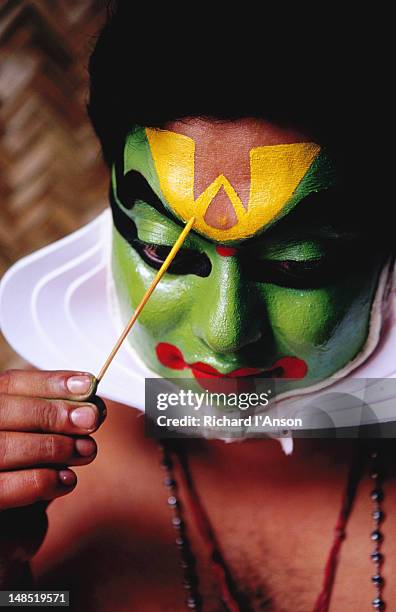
[{"left": 0, "top": 0, "right": 109, "bottom": 370}]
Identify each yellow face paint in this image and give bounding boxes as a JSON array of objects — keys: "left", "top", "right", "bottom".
[{"left": 146, "top": 128, "right": 321, "bottom": 242}]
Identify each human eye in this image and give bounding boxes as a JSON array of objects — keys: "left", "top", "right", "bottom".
[
  {"left": 246, "top": 241, "right": 365, "bottom": 289},
  {"left": 132, "top": 238, "right": 212, "bottom": 277},
  {"left": 258, "top": 257, "right": 338, "bottom": 289}
]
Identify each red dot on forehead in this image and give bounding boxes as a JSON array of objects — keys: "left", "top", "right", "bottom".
[{"left": 215, "top": 246, "right": 237, "bottom": 257}]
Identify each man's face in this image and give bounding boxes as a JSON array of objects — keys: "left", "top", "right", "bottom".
[{"left": 110, "top": 118, "right": 383, "bottom": 391}]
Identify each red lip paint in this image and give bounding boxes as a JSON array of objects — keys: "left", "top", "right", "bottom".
[
  {"left": 155, "top": 343, "right": 185, "bottom": 370},
  {"left": 155, "top": 342, "right": 307, "bottom": 380}
]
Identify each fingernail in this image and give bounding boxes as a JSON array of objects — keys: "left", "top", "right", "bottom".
[
  {"left": 75, "top": 438, "right": 97, "bottom": 457},
  {"left": 58, "top": 469, "right": 77, "bottom": 487},
  {"left": 66, "top": 375, "right": 92, "bottom": 395},
  {"left": 70, "top": 406, "right": 97, "bottom": 430}
]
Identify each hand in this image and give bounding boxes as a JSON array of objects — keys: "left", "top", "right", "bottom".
[{"left": 0, "top": 369, "right": 106, "bottom": 577}]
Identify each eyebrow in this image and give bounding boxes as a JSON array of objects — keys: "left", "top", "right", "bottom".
[
  {"left": 256, "top": 189, "right": 365, "bottom": 244},
  {"left": 115, "top": 163, "right": 185, "bottom": 228}
]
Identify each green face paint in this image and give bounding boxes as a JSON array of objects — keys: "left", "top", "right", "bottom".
[{"left": 110, "top": 123, "right": 384, "bottom": 393}]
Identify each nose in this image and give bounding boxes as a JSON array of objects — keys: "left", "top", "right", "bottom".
[{"left": 191, "top": 255, "right": 267, "bottom": 354}]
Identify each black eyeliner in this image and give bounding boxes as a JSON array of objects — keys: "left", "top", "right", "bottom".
[{"left": 115, "top": 164, "right": 185, "bottom": 228}]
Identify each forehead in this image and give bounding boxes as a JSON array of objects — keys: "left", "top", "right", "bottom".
[
  {"left": 166, "top": 116, "right": 312, "bottom": 153},
  {"left": 167, "top": 118, "right": 309, "bottom": 199},
  {"left": 123, "top": 118, "right": 334, "bottom": 243}
]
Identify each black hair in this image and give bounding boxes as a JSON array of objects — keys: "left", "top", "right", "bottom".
[
  {"left": 87, "top": 2, "right": 392, "bottom": 249},
  {"left": 87, "top": 3, "right": 354, "bottom": 164}
]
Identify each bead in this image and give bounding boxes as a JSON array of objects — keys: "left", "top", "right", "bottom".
[
  {"left": 184, "top": 568, "right": 197, "bottom": 581},
  {"left": 176, "top": 536, "right": 186, "bottom": 548},
  {"left": 183, "top": 572, "right": 198, "bottom": 589},
  {"left": 167, "top": 495, "right": 178, "bottom": 507},
  {"left": 180, "top": 555, "right": 195, "bottom": 570},
  {"left": 372, "top": 510, "right": 385, "bottom": 522},
  {"left": 371, "top": 489, "right": 384, "bottom": 502},
  {"left": 371, "top": 552, "right": 383, "bottom": 564},
  {"left": 161, "top": 457, "right": 173, "bottom": 469},
  {"left": 371, "top": 451, "right": 379, "bottom": 459},
  {"left": 372, "top": 597, "right": 384, "bottom": 609},
  {"left": 179, "top": 559, "right": 190, "bottom": 569},
  {"left": 372, "top": 574, "right": 384, "bottom": 585},
  {"left": 371, "top": 472, "right": 379, "bottom": 480},
  {"left": 371, "top": 530, "right": 383, "bottom": 542},
  {"left": 172, "top": 516, "right": 184, "bottom": 529},
  {"left": 164, "top": 477, "right": 176, "bottom": 488},
  {"left": 186, "top": 596, "right": 199, "bottom": 609}
]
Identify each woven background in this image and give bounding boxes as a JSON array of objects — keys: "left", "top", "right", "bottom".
[{"left": 0, "top": 0, "right": 109, "bottom": 370}]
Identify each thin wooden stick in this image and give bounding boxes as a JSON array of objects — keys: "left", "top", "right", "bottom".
[{"left": 96, "top": 216, "right": 196, "bottom": 384}]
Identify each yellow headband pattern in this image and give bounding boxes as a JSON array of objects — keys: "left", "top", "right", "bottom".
[{"left": 146, "top": 128, "right": 321, "bottom": 241}]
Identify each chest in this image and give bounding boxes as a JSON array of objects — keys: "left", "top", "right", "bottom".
[
  {"left": 174, "top": 453, "right": 396, "bottom": 611},
  {"left": 32, "top": 433, "right": 396, "bottom": 611}
]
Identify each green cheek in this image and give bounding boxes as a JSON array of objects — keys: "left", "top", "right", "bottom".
[
  {"left": 112, "top": 229, "right": 190, "bottom": 331},
  {"left": 112, "top": 228, "right": 202, "bottom": 374},
  {"left": 261, "top": 269, "right": 380, "bottom": 382}
]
